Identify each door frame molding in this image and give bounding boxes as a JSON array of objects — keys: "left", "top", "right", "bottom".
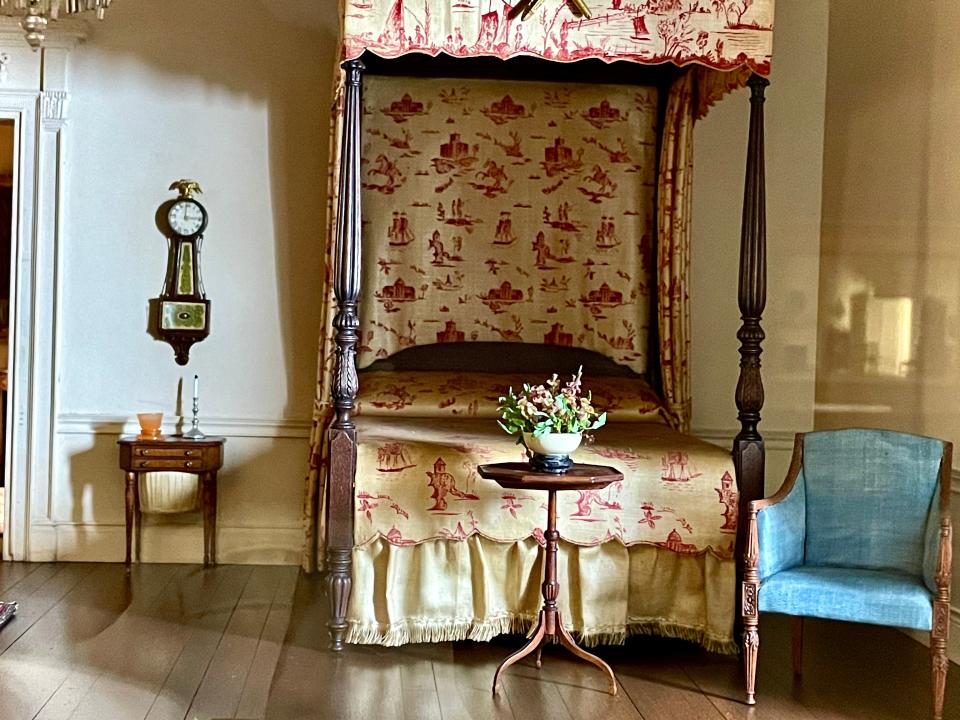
[
  {"left": 0, "top": 90, "right": 38, "bottom": 560},
  {"left": 0, "top": 22, "right": 83, "bottom": 560}
]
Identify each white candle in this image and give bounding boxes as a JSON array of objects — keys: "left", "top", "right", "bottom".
[{"left": 193, "top": 374, "right": 199, "bottom": 404}]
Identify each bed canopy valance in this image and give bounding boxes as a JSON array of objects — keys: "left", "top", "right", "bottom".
[
  {"left": 306, "top": 0, "right": 775, "bottom": 657},
  {"left": 340, "top": 0, "right": 772, "bottom": 73}
]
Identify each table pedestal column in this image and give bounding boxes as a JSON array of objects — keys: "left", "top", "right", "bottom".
[{"left": 492, "top": 490, "right": 618, "bottom": 695}]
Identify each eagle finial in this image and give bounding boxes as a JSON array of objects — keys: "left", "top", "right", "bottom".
[{"left": 169, "top": 179, "right": 203, "bottom": 199}]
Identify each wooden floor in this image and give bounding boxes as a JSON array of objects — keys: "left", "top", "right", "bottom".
[{"left": 0, "top": 563, "right": 958, "bottom": 720}]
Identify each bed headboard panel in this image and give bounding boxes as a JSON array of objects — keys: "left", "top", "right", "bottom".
[
  {"left": 358, "top": 72, "right": 660, "bottom": 377},
  {"left": 365, "top": 342, "right": 640, "bottom": 378}
]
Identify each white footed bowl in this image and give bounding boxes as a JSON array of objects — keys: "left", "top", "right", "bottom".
[{"left": 522, "top": 432, "right": 582, "bottom": 456}]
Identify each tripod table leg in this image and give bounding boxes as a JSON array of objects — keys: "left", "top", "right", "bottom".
[{"left": 492, "top": 611, "right": 547, "bottom": 694}]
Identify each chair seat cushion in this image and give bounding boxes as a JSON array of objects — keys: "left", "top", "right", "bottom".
[{"left": 759, "top": 566, "right": 933, "bottom": 631}]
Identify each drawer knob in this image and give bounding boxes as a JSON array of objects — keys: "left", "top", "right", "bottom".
[
  {"left": 185, "top": 450, "right": 195, "bottom": 457},
  {"left": 184, "top": 461, "right": 194, "bottom": 468},
  {"left": 138, "top": 461, "right": 150, "bottom": 468}
]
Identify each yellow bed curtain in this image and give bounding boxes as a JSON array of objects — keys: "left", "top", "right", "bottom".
[{"left": 657, "top": 69, "right": 694, "bottom": 433}]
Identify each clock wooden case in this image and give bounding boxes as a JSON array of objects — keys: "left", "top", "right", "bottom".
[{"left": 156, "top": 180, "right": 210, "bottom": 365}]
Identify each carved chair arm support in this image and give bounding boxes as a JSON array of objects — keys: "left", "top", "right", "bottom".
[
  {"left": 922, "top": 491, "right": 952, "bottom": 596},
  {"left": 924, "top": 450, "right": 953, "bottom": 605}
]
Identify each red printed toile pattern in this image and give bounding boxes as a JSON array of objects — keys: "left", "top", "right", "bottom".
[
  {"left": 359, "top": 75, "right": 658, "bottom": 374},
  {"left": 354, "top": 410, "right": 738, "bottom": 557},
  {"left": 355, "top": 370, "right": 672, "bottom": 424},
  {"left": 341, "top": 0, "right": 773, "bottom": 76}
]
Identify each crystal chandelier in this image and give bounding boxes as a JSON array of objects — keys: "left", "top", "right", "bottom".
[{"left": 0, "top": 0, "right": 113, "bottom": 49}]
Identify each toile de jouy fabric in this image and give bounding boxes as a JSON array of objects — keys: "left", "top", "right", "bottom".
[
  {"left": 352, "top": 414, "right": 738, "bottom": 552},
  {"left": 357, "top": 75, "right": 657, "bottom": 376},
  {"left": 340, "top": 0, "right": 773, "bottom": 78},
  {"left": 348, "top": 535, "right": 737, "bottom": 653},
  {"left": 657, "top": 70, "right": 694, "bottom": 431},
  {"left": 355, "top": 370, "right": 671, "bottom": 424}
]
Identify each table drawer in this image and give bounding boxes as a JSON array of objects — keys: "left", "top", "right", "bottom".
[
  {"left": 134, "top": 447, "right": 202, "bottom": 459},
  {"left": 133, "top": 458, "right": 201, "bottom": 470}
]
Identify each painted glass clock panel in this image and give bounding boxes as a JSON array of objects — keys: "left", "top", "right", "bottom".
[
  {"left": 161, "top": 301, "right": 207, "bottom": 331},
  {"left": 177, "top": 243, "right": 195, "bottom": 295}
]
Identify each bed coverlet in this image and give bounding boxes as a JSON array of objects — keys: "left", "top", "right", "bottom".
[
  {"left": 346, "top": 371, "right": 739, "bottom": 650},
  {"left": 354, "top": 416, "right": 737, "bottom": 554}
]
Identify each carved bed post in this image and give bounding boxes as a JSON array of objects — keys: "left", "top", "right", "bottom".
[
  {"left": 326, "top": 58, "right": 365, "bottom": 652},
  {"left": 734, "top": 74, "right": 768, "bottom": 660}
]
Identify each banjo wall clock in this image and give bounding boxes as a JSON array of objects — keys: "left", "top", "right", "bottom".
[{"left": 156, "top": 179, "right": 210, "bottom": 365}]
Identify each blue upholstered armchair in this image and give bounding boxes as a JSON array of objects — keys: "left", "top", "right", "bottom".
[{"left": 742, "top": 429, "right": 953, "bottom": 720}]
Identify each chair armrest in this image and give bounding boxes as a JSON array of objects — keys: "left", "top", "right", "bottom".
[{"left": 753, "top": 434, "right": 807, "bottom": 582}]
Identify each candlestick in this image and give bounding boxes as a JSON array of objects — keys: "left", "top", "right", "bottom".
[{"left": 183, "top": 374, "right": 205, "bottom": 439}]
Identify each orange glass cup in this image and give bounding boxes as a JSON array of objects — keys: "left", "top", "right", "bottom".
[{"left": 137, "top": 412, "right": 163, "bottom": 439}]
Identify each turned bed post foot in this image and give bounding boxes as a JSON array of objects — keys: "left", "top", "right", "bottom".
[{"left": 327, "top": 547, "right": 353, "bottom": 652}]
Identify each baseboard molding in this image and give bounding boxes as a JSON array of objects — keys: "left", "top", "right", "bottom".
[
  {"left": 27, "top": 521, "right": 303, "bottom": 565},
  {"left": 56, "top": 413, "right": 312, "bottom": 439}
]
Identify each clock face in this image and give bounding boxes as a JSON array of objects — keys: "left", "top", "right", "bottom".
[
  {"left": 160, "top": 301, "right": 207, "bottom": 331},
  {"left": 167, "top": 200, "right": 205, "bottom": 236}
]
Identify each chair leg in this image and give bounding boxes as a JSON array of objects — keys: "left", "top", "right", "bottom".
[
  {"left": 743, "top": 617, "right": 759, "bottom": 705},
  {"left": 932, "top": 637, "right": 948, "bottom": 720},
  {"left": 791, "top": 616, "right": 803, "bottom": 678}
]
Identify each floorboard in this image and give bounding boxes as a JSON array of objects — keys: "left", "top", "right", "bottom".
[
  {"left": 145, "top": 565, "right": 253, "bottom": 720},
  {"left": 0, "top": 563, "right": 956, "bottom": 720}
]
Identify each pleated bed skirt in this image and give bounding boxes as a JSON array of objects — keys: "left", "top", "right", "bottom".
[{"left": 346, "top": 536, "right": 737, "bottom": 654}]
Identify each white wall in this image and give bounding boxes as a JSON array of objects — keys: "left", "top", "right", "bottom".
[
  {"left": 691, "top": 0, "right": 830, "bottom": 491},
  {"left": 38, "top": 1, "right": 337, "bottom": 563}
]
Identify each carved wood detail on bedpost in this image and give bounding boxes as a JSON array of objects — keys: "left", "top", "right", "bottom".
[
  {"left": 734, "top": 74, "right": 768, "bottom": 652},
  {"left": 326, "top": 58, "right": 365, "bottom": 652},
  {"left": 931, "top": 443, "right": 952, "bottom": 720}
]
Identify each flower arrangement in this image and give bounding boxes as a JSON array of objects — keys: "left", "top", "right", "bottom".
[{"left": 497, "top": 367, "right": 607, "bottom": 441}]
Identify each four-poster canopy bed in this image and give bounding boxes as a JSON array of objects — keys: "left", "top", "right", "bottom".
[{"left": 304, "top": 0, "right": 775, "bottom": 664}]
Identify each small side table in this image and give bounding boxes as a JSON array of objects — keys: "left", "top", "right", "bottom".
[
  {"left": 478, "top": 461, "right": 624, "bottom": 695},
  {"left": 118, "top": 435, "right": 225, "bottom": 566}
]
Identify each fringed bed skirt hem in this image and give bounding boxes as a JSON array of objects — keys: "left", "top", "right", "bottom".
[
  {"left": 346, "top": 615, "right": 738, "bottom": 656},
  {"left": 346, "top": 614, "right": 535, "bottom": 646}
]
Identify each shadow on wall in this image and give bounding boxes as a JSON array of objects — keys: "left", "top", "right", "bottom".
[
  {"left": 66, "top": 428, "right": 299, "bottom": 564},
  {"left": 815, "top": 0, "right": 960, "bottom": 441},
  {"left": 78, "top": 0, "right": 337, "bottom": 423}
]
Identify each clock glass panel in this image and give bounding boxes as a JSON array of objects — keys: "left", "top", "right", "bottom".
[
  {"left": 177, "top": 243, "right": 195, "bottom": 295},
  {"left": 160, "top": 301, "right": 206, "bottom": 331}
]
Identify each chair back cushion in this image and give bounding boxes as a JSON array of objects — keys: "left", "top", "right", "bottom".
[{"left": 803, "top": 429, "right": 945, "bottom": 577}]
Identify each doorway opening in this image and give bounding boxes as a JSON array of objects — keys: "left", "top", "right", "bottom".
[{"left": 0, "top": 119, "right": 13, "bottom": 545}]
